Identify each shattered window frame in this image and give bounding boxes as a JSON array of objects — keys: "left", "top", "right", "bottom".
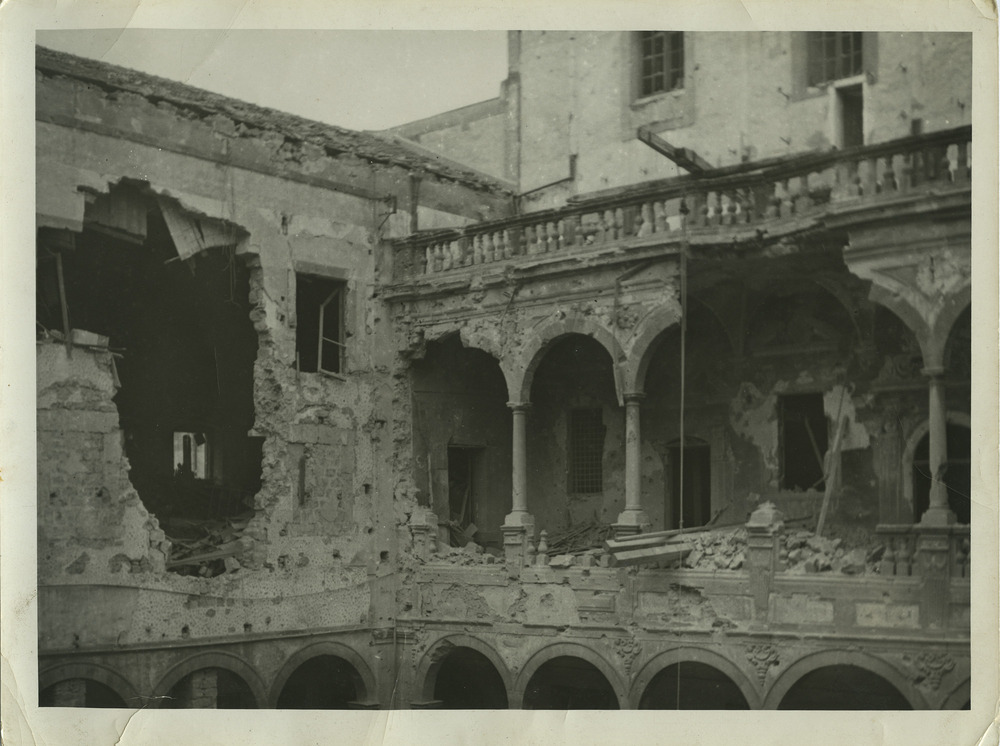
[{"left": 295, "top": 273, "right": 347, "bottom": 376}]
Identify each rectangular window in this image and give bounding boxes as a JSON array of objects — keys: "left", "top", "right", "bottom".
[
  {"left": 807, "top": 31, "right": 864, "bottom": 86},
  {"left": 638, "top": 31, "right": 685, "bottom": 97},
  {"left": 779, "top": 394, "right": 827, "bottom": 491},
  {"left": 568, "top": 408, "right": 605, "bottom": 494},
  {"left": 295, "top": 274, "right": 346, "bottom": 375}
]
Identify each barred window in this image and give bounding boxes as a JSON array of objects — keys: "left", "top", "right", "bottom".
[
  {"left": 638, "top": 31, "right": 685, "bottom": 97},
  {"left": 807, "top": 32, "right": 864, "bottom": 86},
  {"left": 568, "top": 408, "right": 605, "bottom": 494}
]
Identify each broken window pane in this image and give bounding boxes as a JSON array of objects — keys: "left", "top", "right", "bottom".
[{"left": 295, "top": 274, "right": 346, "bottom": 374}]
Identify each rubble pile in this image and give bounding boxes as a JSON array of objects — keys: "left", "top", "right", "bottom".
[
  {"left": 164, "top": 514, "right": 252, "bottom": 577},
  {"left": 681, "top": 528, "right": 747, "bottom": 570},
  {"left": 546, "top": 522, "right": 613, "bottom": 555},
  {"left": 780, "top": 529, "right": 881, "bottom": 575},
  {"left": 431, "top": 542, "right": 501, "bottom": 566}
]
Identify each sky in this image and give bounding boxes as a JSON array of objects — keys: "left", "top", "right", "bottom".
[{"left": 37, "top": 29, "right": 509, "bottom": 131}]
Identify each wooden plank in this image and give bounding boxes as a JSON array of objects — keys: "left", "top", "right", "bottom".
[
  {"left": 637, "top": 127, "right": 712, "bottom": 174},
  {"left": 815, "top": 415, "right": 849, "bottom": 537},
  {"left": 610, "top": 543, "right": 693, "bottom": 568}
]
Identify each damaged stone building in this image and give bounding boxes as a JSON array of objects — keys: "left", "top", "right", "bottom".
[{"left": 36, "top": 31, "right": 973, "bottom": 711}]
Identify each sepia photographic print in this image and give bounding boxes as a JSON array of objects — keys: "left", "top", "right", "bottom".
[{"left": 2, "top": 2, "right": 997, "bottom": 745}]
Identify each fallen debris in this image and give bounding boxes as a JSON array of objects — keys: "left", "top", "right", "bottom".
[{"left": 164, "top": 514, "right": 252, "bottom": 578}]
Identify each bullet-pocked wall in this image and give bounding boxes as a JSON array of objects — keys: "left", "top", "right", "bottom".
[
  {"left": 503, "top": 31, "right": 972, "bottom": 208},
  {"left": 34, "top": 47, "right": 513, "bottom": 669}
]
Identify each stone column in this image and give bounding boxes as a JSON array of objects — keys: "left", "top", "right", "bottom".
[
  {"left": 921, "top": 367, "right": 955, "bottom": 525},
  {"left": 503, "top": 402, "right": 535, "bottom": 566},
  {"left": 614, "top": 393, "right": 650, "bottom": 538}
]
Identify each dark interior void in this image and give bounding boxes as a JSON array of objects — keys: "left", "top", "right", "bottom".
[
  {"left": 411, "top": 336, "right": 511, "bottom": 547},
  {"left": 913, "top": 424, "right": 972, "bottom": 524},
  {"left": 447, "top": 446, "right": 484, "bottom": 531},
  {"left": 165, "top": 668, "right": 257, "bottom": 709},
  {"left": 276, "top": 655, "right": 359, "bottom": 709},
  {"left": 668, "top": 440, "right": 712, "bottom": 529},
  {"left": 432, "top": 647, "right": 509, "bottom": 709},
  {"left": 529, "top": 335, "right": 618, "bottom": 531},
  {"left": 39, "top": 679, "right": 126, "bottom": 708},
  {"left": 37, "top": 191, "right": 262, "bottom": 537},
  {"left": 838, "top": 84, "right": 865, "bottom": 148},
  {"left": 778, "top": 665, "right": 912, "bottom": 710},
  {"left": 780, "top": 393, "right": 828, "bottom": 491},
  {"left": 638, "top": 662, "right": 750, "bottom": 709},
  {"left": 522, "top": 656, "right": 619, "bottom": 710}
]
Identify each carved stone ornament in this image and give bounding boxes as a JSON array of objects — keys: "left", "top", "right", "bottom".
[
  {"left": 907, "top": 652, "right": 956, "bottom": 690},
  {"left": 613, "top": 636, "right": 642, "bottom": 675},
  {"left": 745, "top": 644, "right": 780, "bottom": 686}
]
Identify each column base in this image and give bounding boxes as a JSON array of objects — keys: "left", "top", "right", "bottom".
[
  {"left": 919, "top": 505, "right": 957, "bottom": 527},
  {"left": 613, "top": 509, "right": 650, "bottom": 539},
  {"left": 501, "top": 520, "right": 534, "bottom": 570}
]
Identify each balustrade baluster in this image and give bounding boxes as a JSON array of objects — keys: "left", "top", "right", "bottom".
[
  {"left": 615, "top": 207, "right": 626, "bottom": 238},
  {"left": 495, "top": 230, "right": 509, "bottom": 260},
  {"left": 536, "top": 530, "right": 550, "bottom": 566},
  {"left": 879, "top": 537, "right": 897, "bottom": 576},
  {"left": 547, "top": 221, "right": 560, "bottom": 251},
  {"left": 483, "top": 232, "right": 495, "bottom": 263},
  {"left": 441, "top": 241, "right": 453, "bottom": 271},
  {"left": 897, "top": 534, "right": 912, "bottom": 577},
  {"left": 524, "top": 224, "right": 537, "bottom": 255},
  {"left": 602, "top": 209, "right": 615, "bottom": 241},
  {"left": 434, "top": 244, "right": 445, "bottom": 273},
  {"left": 883, "top": 154, "right": 898, "bottom": 193},
  {"left": 470, "top": 235, "right": 482, "bottom": 264},
  {"left": 954, "top": 142, "right": 969, "bottom": 185},
  {"left": 652, "top": 201, "right": 667, "bottom": 233},
  {"left": 637, "top": 202, "right": 652, "bottom": 237},
  {"left": 508, "top": 226, "right": 523, "bottom": 256},
  {"left": 563, "top": 215, "right": 578, "bottom": 247}
]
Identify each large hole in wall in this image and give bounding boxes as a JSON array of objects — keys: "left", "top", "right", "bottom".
[{"left": 37, "top": 183, "right": 262, "bottom": 575}]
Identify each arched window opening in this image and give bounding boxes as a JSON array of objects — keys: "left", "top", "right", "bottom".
[
  {"left": 778, "top": 665, "right": 911, "bottom": 710},
  {"left": 638, "top": 662, "right": 750, "bottom": 709},
  {"left": 165, "top": 668, "right": 257, "bottom": 709},
  {"left": 432, "top": 647, "right": 508, "bottom": 709},
  {"left": 276, "top": 655, "right": 360, "bottom": 709},
  {"left": 39, "top": 678, "right": 125, "bottom": 708},
  {"left": 523, "top": 656, "right": 618, "bottom": 710},
  {"left": 913, "top": 424, "right": 971, "bottom": 524}
]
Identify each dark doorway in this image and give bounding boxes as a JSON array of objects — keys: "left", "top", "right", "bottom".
[
  {"left": 913, "top": 424, "right": 972, "bottom": 524},
  {"left": 778, "top": 665, "right": 912, "bottom": 709},
  {"left": 276, "top": 655, "right": 360, "bottom": 709},
  {"left": 780, "top": 394, "right": 828, "bottom": 491},
  {"left": 523, "top": 656, "right": 619, "bottom": 709},
  {"left": 39, "top": 679, "right": 126, "bottom": 708},
  {"left": 448, "top": 446, "right": 483, "bottom": 532},
  {"left": 838, "top": 84, "right": 864, "bottom": 148},
  {"left": 639, "top": 662, "right": 750, "bottom": 709},
  {"left": 432, "top": 647, "right": 508, "bottom": 709},
  {"left": 668, "top": 439, "right": 712, "bottom": 529}
]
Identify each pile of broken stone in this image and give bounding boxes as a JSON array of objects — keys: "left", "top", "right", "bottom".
[{"left": 778, "top": 529, "right": 877, "bottom": 575}]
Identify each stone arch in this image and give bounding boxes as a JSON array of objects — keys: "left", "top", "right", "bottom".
[
  {"left": 268, "top": 640, "right": 376, "bottom": 708},
  {"left": 763, "top": 650, "right": 927, "bottom": 710},
  {"left": 414, "top": 634, "right": 512, "bottom": 707},
  {"left": 152, "top": 651, "right": 267, "bottom": 709},
  {"left": 927, "top": 285, "right": 972, "bottom": 371},
  {"left": 38, "top": 662, "right": 140, "bottom": 708},
  {"left": 507, "top": 314, "right": 624, "bottom": 404},
  {"left": 901, "top": 411, "right": 971, "bottom": 519},
  {"left": 942, "top": 677, "right": 972, "bottom": 710},
  {"left": 512, "top": 642, "right": 627, "bottom": 709},
  {"left": 622, "top": 305, "right": 682, "bottom": 394},
  {"left": 629, "top": 647, "right": 761, "bottom": 709},
  {"left": 866, "top": 284, "right": 970, "bottom": 371}
]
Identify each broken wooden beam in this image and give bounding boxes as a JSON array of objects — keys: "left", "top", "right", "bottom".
[
  {"left": 637, "top": 126, "right": 712, "bottom": 174},
  {"left": 610, "top": 542, "right": 693, "bottom": 568}
]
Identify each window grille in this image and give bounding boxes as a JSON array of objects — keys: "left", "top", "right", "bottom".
[
  {"left": 638, "top": 31, "right": 685, "bottom": 97},
  {"left": 569, "top": 408, "right": 605, "bottom": 493}
]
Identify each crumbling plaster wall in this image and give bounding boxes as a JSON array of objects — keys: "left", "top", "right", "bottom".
[
  {"left": 35, "top": 68, "right": 504, "bottom": 652},
  {"left": 512, "top": 31, "right": 972, "bottom": 209}
]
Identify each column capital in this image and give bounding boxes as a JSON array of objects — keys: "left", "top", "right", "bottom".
[
  {"left": 921, "top": 366, "right": 946, "bottom": 379},
  {"left": 507, "top": 401, "right": 532, "bottom": 412},
  {"left": 623, "top": 391, "right": 646, "bottom": 404}
]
